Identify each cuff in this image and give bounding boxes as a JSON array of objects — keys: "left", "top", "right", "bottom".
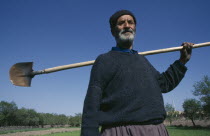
[{"left": 174, "top": 60, "right": 187, "bottom": 73}]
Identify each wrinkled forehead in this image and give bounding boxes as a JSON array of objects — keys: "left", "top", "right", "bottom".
[{"left": 117, "top": 15, "right": 135, "bottom": 23}]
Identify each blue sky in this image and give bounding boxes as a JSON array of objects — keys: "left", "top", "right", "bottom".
[{"left": 1, "top": 0, "right": 210, "bottom": 116}]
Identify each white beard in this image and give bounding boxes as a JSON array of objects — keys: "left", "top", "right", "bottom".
[{"left": 115, "top": 28, "right": 135, "bottom": 45}]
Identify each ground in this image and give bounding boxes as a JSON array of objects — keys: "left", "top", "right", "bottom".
[{"left": 0, "top": 128, "right": 80, "bottom": 136}]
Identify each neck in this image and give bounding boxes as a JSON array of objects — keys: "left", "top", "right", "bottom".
[{"left": 116, "top": 42, "right": 133, "bottom": 49}]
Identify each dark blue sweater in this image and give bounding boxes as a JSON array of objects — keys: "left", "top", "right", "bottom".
[{"left": 81, "top": 50, "right": 187, "bottom": 136}]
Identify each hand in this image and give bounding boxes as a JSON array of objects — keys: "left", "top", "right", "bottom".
[{"left": 179, "top": 42, "right": 194, "bottom": 64}]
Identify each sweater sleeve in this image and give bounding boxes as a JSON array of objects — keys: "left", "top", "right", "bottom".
[
  {"left": 158, "top": 60, "right": 187, "bottom": 93},
  {"left": 81, "top": 54, "right": 115, "bottom": 136}
]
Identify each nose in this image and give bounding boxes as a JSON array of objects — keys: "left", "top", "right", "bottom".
[{"left": 124, "top": 21, "right": 130, "bottom": 28}]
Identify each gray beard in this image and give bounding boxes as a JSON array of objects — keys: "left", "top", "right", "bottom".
[{"left": 115, "top": 28, "right": 135, "bottom": 46}]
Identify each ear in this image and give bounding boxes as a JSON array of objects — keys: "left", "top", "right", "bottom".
[{"left": 111, "top": 28, "right": 117, "bottom": 37}]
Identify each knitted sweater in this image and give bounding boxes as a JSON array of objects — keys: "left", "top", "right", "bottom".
[{"left": 81, "top": 50, "right": 187, "bottom": 136}]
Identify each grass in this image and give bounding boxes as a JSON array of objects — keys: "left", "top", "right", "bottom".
[
  {"left": 42, "top": 131, "right": 80, "bottom": 136},
  {"left": 42, "top": 127, "right": 210, "bottom": 136},
  {"left": 167, "top": 126, "right": 210, "bottom": 136},
  {"left": 0, "top": 127, "right": 53, "bottom": 135},
  {"left": 1, "top": 126, "right": 209, "bottom": 136},
  {"left": 0, "top": 127, "right": 79, "bottom": 135}
]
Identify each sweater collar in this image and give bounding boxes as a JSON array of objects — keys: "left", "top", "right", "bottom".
[{"left": 111, "top": 47, "right": 138, "bottom": 54}]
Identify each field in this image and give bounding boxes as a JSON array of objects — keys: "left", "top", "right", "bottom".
[
  {"left": 167, "top": 126, "right": 210, "bottom": 136},
  {"left": 42, "top": 127, "right": 210, "bottom": 136},
  {"left": 1, "top": 127, "right": 210, "bottom": 136},
  {"left": 42, "top": 131, "right": 80, "bottom": 136},
  {"left": 0, "top": 128, "right": 80, "bottom": 136}
]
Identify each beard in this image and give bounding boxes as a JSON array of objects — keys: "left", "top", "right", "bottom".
[{"left": 115, "top": 28, "right": 136, "bottom": 47}]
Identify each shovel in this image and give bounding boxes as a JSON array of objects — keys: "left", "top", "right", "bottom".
[{"left": 9, "top": 42, "right": 210, "bottom": 87}]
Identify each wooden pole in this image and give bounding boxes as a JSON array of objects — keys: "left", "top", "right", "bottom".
[{"left": 32, "top": 42, "right": 210, "bottom": 75}]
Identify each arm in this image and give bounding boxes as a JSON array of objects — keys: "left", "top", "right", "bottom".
[
  {"left": 81, "top": 86, "right": 102, "bottom": 136},
  {"left": 158, "top": 60, "right": 187, "bottom": 93},
  {"left": 81, "top": 54, "right": 116, "bottom": 136},
  {"left": 158, "top": 42, "right": 193, "bottom": 93}
]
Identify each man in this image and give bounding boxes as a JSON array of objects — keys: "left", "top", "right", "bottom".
[{"left": 81, "top": 10, "right": 193, "bottom": 136}]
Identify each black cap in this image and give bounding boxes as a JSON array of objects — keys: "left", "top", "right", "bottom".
[{"left": 109, "top": 10, "right": 136, "bottom": 30}]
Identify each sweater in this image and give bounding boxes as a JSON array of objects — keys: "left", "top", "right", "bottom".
[{"left": 81, "top": 50, "right": 187, "bottom": 136}]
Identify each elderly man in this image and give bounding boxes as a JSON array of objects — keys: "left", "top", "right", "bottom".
[{"left": 81, "top": 10, "right": 193, "bottom": 136}]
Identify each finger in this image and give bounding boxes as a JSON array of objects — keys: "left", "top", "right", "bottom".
[
  {"left": 181, "top": 42, "right": 190, "bottom": 47},
  {"left": 186, "top": 44, "right": 192, "bottom": 54},
  {"left": 187, "top": 42, "right": 194, "bottom": 46},
  {"left": 181, "top": 42, "right": 194, "bottom": 49},
  {"left": 190, "top": 43, "right": 194, "bottom": 46},
  {"left": 182, "top": 44, "right": 187, "bottom": 50},
  {"left": 181, "top": 42, "right": 187, "bottom": 46}
]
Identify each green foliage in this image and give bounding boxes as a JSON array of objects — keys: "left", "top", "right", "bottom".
[
  {"left": 0, "top": 127, "right": 53, "bottom": 135},
  {"left": 167, "top": 126, "right": 210, "bottom": 136},
  {"left": 193, "top": 75, "right": 210, "bottom": 117},
  {"left": 0, "top": 101, "right": 82, "bottom": 127},
  {"left": 193, "top": 76, "right": 210, "bottom": 97},
  {"left": 194, "top": 76, "right": 210, "bottom": 97},
  {"left": 42, "top": 130, "right": 80, "bottom": 136},
  {"left": 69, "top": 113, "right": 82, "bottom": 127},
  {"left": 42, "top": 127, "right": 210, "bottom": 136},
  {"left": 0, "top": 101, "right": 18, "bottom": 126},
  {"left": 165, "top": 103, "right": 178, "bottom": 125},
  {"left": 165, "top": 103, "right": 175, "bottom": 112},
  {"left": 15, "top": 108, "right": 40, "bottom": 126},
  {"left": 182, "top": 98, "right": 202, "bottom": 126},
  {"left": 39, "top": 113, "right": 70, "bottom": 127}
]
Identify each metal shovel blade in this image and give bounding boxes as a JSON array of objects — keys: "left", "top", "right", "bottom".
[
  {"left": 9, "top": 62, "right": 33, "bottom": 87},
  {"left": 9, "top": 42, "right": 210, "bottom": 87}
]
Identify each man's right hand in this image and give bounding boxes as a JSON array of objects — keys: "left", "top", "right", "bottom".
[{"left": 179, "top": 42, "right": 194, "bottom": 64}]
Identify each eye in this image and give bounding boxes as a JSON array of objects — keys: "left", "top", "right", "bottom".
[
  {"left": 128, "top": 20, "right": 134, "bottom": 24},
  {"left": 117, "top": 21, "right": 125, "bottom": 26}
]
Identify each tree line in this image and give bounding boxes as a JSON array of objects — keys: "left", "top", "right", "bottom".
[
  {"left": 0, "top": 101, "right": 81, "bottom": 127},
  {"left": 1, "top": 75, "right": 209, "bottom": 127},
  {"left": 165, "top": 75, "right": 210, "bottom": 127}
]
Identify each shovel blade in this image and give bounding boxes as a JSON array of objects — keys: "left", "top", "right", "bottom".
[{"left": 9, "top": 62, "right": 33, "bottom": 87}]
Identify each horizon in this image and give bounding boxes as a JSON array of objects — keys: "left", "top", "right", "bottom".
[{"left": 1, "top": 0, "right": 210, "bottom": 116}]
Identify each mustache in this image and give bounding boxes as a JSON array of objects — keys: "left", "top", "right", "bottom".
[{"left": 120, "top": 28, "right": 135, "bottom": 34}]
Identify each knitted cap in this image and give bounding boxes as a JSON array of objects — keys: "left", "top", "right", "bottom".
[{"left": 109, "top": 10, "right": 137, "bottom": 30}]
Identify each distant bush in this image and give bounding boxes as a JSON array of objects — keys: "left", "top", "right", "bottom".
[{"left": 0, "top": 101, "right": 82, "bottom": 127}]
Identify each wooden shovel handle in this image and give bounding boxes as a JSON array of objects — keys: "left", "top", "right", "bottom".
[{"left": 32, "top": 42, "right": 210, "bottom": 75}]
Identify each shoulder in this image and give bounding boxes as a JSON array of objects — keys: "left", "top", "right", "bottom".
[
  {"left": 133, "top": 54, "right": 152, "bottom": 64},
  {"left": 140, "top": 55, "right": 151, "bottom": 63},
  {"left": 95, "top": 51, "right": 116, "bottom": 64}
]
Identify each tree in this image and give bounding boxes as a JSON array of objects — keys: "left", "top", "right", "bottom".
[
  {"left": 0, "top": 101, "right": 72, "bottom": 127},
  {"left": 52, "top": 114, "right": 68, "bottom": 126},
  {"left": 14, "top": 108, "right": 28, "bottom": 126},
  {"left": 26, "top": 109, "right": 40, "bottom": 126},
  {"left": 57, "top": 114, "right": 68, "bottom": 125},
  {"left": 69, "top": 113, "right": 82, "bottom": 127},
  {"left": 182, "top": 98, "right": 202, "bottom": 127},
  {"left": 0, "top": 101, "right": 18, "bottom": 126},
  {"left": 165, "top": 103, "right": 178, "bottom": 125},
  {"left": 15, "top": 108, "right": 40, "bottom": 126},
  {"left": 41, "top": 113, "right": 56, "bottom": 126},
  {"left": 38, "top": 113, "right": 44, "bottom": 127},
  {"left": 193, "top": 75, "right": 210, "bottom": 117}
]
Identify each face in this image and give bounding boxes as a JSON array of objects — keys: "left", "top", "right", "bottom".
[{"left": 113, "top": 15, "right": 136, "bottom": 46}]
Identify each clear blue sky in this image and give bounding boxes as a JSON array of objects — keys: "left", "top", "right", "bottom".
[{"left": 1, "top": 0, "right": 210, "bottom": 116}]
